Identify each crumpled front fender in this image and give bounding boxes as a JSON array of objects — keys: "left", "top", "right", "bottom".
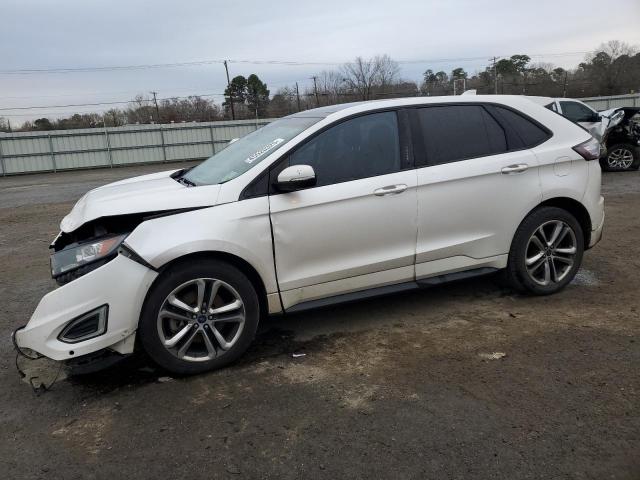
[{"left": 14, "top": 254, "right": 157, "bottom": 361}]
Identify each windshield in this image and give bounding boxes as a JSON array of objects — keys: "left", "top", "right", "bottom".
[{"left": 184, "top": 116, "right": 322, "bottom": 186}]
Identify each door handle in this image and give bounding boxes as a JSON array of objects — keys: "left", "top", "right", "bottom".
[
  {"left": 501, "top": 164, "right": 529, "bottom": 174},
  {"left": 373, "top": 184, "right": 408, "bottom": 196}
]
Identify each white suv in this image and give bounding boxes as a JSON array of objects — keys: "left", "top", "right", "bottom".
[{"left": 14, "top": 96, "right": 605, "bottom": 374}]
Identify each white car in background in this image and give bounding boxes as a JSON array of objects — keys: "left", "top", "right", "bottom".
[
  {"left": 13, "top": 95, "right": 605, "bottom": 375},
  {"left": 527, "top": 96, "right": 626, "bottom": 148}
]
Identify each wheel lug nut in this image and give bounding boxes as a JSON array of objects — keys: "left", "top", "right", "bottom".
[{"left": 208, "top": 315, "right": 213, "bottom": 320}]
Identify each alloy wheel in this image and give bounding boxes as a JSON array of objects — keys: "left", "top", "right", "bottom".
[
  {"left": 157, "top": 278, "right": 245, "bottom": 362},
  {"left": 525, "top": 220, "right": 577, "bottom": 286},
  {"left": 607, "top": 148, "right": 634, "bottom": 170}
]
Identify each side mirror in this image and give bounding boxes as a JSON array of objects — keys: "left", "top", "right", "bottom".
[
  {"left": 592, "top": 114, "right": 602, "bottom": 123},
  {"left": 275, "top": 165, "right": 316, "bottom": 192}
]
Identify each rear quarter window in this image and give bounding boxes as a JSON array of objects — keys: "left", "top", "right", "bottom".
[{"left": 489, "top": 106, "right": 550, "bottom": 148}]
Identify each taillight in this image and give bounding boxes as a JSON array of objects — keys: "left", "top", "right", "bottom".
[{"left": 573, "top": 137, "right": 602, "bottom": 161}]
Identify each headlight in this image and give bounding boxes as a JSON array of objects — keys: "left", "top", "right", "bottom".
[{"left": 51, "top": 234, "right": 127, "bottom": 279}]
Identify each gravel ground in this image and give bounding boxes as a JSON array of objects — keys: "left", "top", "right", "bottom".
[{"left": 0, "top": 163, "right": 638, "bottom": 479}]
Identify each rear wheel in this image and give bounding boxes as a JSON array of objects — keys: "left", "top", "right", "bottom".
[
  {"left": 139, "top": 259, "right": 260, "bottom": 375},
  {"left": 505, "top": 207, "right": 584, "bottom": 295},
  {"left": 602, "top": 143, "right": 638, "bottom": 171}
]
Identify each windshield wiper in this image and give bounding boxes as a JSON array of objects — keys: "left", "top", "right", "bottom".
[{"left": 176, "top": 176, "right": 196, "bottom": 187}]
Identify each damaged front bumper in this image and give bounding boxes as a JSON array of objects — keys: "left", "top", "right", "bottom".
[{"left": 13, "top": 253, "right": 158, "bottom": 362}]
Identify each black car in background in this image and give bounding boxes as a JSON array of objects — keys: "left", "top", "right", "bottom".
[{"left": 601, "top": 107, "right": 640, "bottom": 172}]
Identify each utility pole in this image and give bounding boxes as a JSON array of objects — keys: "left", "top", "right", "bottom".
[
  {"left": 311, "top": 76, "right": 320, "bottom": 107},
  {"left": 489, "top": 57, "right": 498, "bottom": 94},
  {"left": 295, "top": 82, "right": 301, "bottom": 112},
  {"left": 224, "top": 60, "right": 235, "bottom": 120},
  {"left": 562, "top": 71, "right": 568, "bottom": 97},
  {"left": 7, "top": 119, "right": 11, "bottom": 133},
  {"left": 150, "top": 91, "right": 161, "bottom": 123}
]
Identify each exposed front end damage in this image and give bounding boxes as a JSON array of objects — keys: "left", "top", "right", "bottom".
[
  {"left": 12, "top": 213, "right": 173, "bottom": 381},
  {"left": 13, "top": 253, "right": 158, "bottom": 362},
  {"left": 12, "top": 168, "right": 220, "bottom": 370}
]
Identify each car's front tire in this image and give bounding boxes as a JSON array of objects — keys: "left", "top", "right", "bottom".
[
  {"left": 601, "top": 143, "right": 639, "bottom": 171},
  {"left": 505, "top": 207, "right": 584, "bottom": 295},
  {"left": 138, "top": 259, "right": 260, "bottom": 375}
]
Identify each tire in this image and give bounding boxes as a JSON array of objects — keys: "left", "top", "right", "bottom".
[
  {"left": 138, "top": 259, "right": 260, "bottom": 375},
  {"left": 601, "top": 143, "right": 639, "bottom": 172},
  {"left": 504, "top": 207, "right": 584, "bottom": 295}
]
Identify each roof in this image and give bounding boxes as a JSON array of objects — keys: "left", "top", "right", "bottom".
[
  {"left": 524, "top": 96, "right": 555, "bottom": 106},
  {"left": 288, "top": 95, "right": 553, "bottom": 121},
  {"left": 289, "top": 101, "right": 366, "bottom": 118}
]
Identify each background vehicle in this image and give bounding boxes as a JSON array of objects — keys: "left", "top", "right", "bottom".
[
  {"left": 527, "top": 96, "right": 639, "bottom": 171},
  {"left": 14, "top": 96, "right": 605, "bottom": 375},
  {"left": 598, "top": 107, "right": 640, "bottom": 171},
  {"left": 528, "top": 96, "right": 624, "bottom": 141}
]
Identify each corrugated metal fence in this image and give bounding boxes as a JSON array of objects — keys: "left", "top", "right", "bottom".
[
  {"left": 1, "top": 93, "right": 639, "bottom": 176},
  {"left": 580, "top": 93, "right": 640, "bottom": 111},
  {"left": 0, "top": 119, "right": 273, "bottom": 176}
]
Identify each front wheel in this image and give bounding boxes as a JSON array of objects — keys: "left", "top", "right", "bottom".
[
  {"left": 505, "top": 207, "right": 584, "bottom": 295},
  {"left": 138, "top": 259, "right": 260, "bottom": 375}
]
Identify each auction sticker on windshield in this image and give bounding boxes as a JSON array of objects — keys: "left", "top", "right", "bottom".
[{"left": 245, "top": 138, "right": 285, "bottom": 164}]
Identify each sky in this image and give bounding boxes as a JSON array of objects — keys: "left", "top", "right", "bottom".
[{"left": 1, "top": 0, "right": 639, "bottom": 125}]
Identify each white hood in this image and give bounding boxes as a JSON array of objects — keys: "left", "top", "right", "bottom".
[{"left": 60, "top": 169, "right": 221, "bottom": 233}]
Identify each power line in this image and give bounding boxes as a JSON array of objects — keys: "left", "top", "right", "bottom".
[
  {"left": 0, "top": 59, "right": 339, "bottom": 75},
  {"left": 0, "top": 92, "right": 226, "bottom": 111},
  {"left": 0, "top": 51, "right": 594, "bottom": 75},
  {"left": 0, "top": 77, "right": 613, "bottom": 114},
  {"left": 0, "top": 85, "right": 227, "bottom": 100}
]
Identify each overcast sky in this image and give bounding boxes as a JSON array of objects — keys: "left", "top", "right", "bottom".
[{"left": 1, "top": 0, "right": 639, "bottom": 124}]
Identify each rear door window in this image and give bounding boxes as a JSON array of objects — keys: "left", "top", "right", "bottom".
[{"left": 414, "top": 105, "right": 508, "bottom": 166}]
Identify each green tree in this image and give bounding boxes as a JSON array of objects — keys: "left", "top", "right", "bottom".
[
  {"left": 422, "top": 69, "right": 436, "bottom": 83},
  {"left": 246, "top": 74, "right": 270, "bottom": 117},
  {"left": 495, "top": 59, "right": 517, "bottom": 76},
  {"left": 223, "top": 74, "right": 270, "bottom": 118},
  {"left": 434, "top": 71, "right": 448, "bottom": 83},
  {"left": 495, "top": 55, "right": 530, "bottom": 76},
  {"left": 510, "top": 54, "right": 531, "bottom": 73},
  {"left": 33, "top": 118, "right": 54, "bottom": 130},
  {"left": 223, "top": 75, "right": 249, "bottom": 116},
  {"left": 451, "top": 67, "right": 467, "bottom": 79}
]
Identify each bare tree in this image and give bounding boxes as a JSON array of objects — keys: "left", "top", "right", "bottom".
[
  {"left": 591, "top": 40, "right": 638, "bottom": 61},
  {"left": 341, "top": 56, "right": 380, "bottom": 100},
  {"left": 341, "top": 55, "right": 401, "bottom": 100},
  {"left": 374, "top": 54, "right": 400, "bottom": 94},
  {"left": 316, "top": 70, "right": 347, "bottom": 104},
  {"left": 268, "top": 87, "right": 298, "bottom": 117}
]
